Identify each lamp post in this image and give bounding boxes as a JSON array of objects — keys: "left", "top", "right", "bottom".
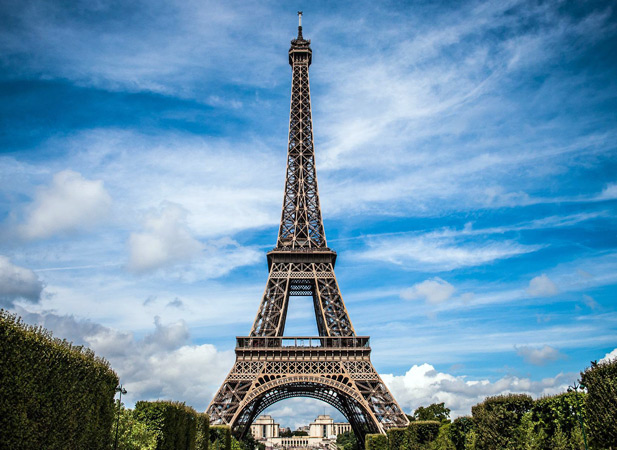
[
  {"left": 567, "top": 381, "right": 588, "bottom": 450},
  {"left": 113, "top": 385, "right": 127, "bottom": 450}
]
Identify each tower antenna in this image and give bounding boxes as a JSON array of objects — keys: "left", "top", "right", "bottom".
[{"left": 298, "top": 11, "right": 302, "bottom": 27}]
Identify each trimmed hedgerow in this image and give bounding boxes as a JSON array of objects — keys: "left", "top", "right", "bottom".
[
  {"left": 365, "top": 433, "right": 388, "bottom": 450},
  {"left": 210, "top": 425, "right": 232, "bottom": 450},
  {"left": 134, "top": 400, "right": 198, "bottom": 450},
  {"left": 196, "top": 413, "right": 210, "bottom": 450},
  {"left": 0, "top": 309, "right": 119, "bottom": 450},
  {"left": 580, "top": 358, "right": 617, "bottom": 448},
  {"left": 471, "top": 393, "right": 533, "bottom": 450},
  {"left": 387, "top": 427, "right": 407, "bottom": 450},
  {"left": 449, "top": 416, "right": 474, "bottom": 450},
  {"left": 407, "top": 420, "right": 440, "bottom": 447}
]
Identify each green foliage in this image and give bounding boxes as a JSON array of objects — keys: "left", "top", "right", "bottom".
[
  {"left": 430, "top": 424, "right": 455, "bottom": 450},
  {"left": 237, "top": 431, "right": 263, "bottom": 450},
  {"left": 210, "top": 425, "right": 232, "bottom": 450},
  {"left": 0, "top": 309, "right": 119, "bottom": 450},
  {"left": 463, "top": 431, "right": 476, "bottom": 450},
  {"left": 531, "top": 391, "right": 585, "bottom": 439},
  {"left": 549, "top": 423, "right": 569, "bottom": 450},
  {"left": 366, "top": 433, "right": 388, "bottom": 450},
  {"left": 337, "top": 430, "right": 358, "bottom": 450},
  {"left": 134, "top": 400, "right": 198, "bottom": 450},
  {"left": 580, "top": 358, "right": 617, "bottom": 448},
  {"left": 292, "top": 430, "right": 309, "bottom": 436},
  {"left": 387, "top": 427, "right": 407, "bottom": 450},
  {"left": 413, "top": 403, "right": 451, "bottom": 424},
  {"left": 195, "top": 413, "right": 210, "bottom": 450},
  {"left": 513, "top": 411, "right": 545, "bottom": 450},
  {"left": 231, "top": 436, "right": 243, "bottom": 450},
  {"left": 114, "top": 402, "right": 159, "bottom": 450},
  {"left": 407, "top": 421, "right": 441, "bottom": 448},
  {"left": 449, "top": 417, "right": 473, "bottom": 450},
  {"left": 471, "top": 393, "right": 533, "bottom": 450}
]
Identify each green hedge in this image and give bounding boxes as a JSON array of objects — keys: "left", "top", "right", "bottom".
[
  {"left": 196, "top": 413, "right": 210, "bottom": 450},
  {"left": 387, "top": 427, "right": 407, "bottom": 450},
  {"left": 134, "top": 400, "right": 198, "bottom": 450},
  {"left": 581, "top": 357, "right": 617, "bottom": 448},
  {"left": 471, "top": 393, "right": 533, "bottom": 450},
  {"left": 449, "top": 416, "right": 473, "bottom": 450},
  {"left": 407, "top": 420, "right": 440, "bottom": 447},
  {"left": 0, "top": 310, "right": 119, "bottom": 450},
  {"left": 365, "top": 433, "right": 388, "bottom": 450},
  {"left": 210, "top": 425, "right": 232, "bottom": 450},
  {"left": 531, "top": 391, "right": 585, "bottom": 441}
]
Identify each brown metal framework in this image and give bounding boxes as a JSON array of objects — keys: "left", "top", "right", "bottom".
[{"left": 206, "top": 14, "right": 409, "bottom": 445}]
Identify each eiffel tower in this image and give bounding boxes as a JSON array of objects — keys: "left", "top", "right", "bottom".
[{"left": 206, "top": 13, "right": 409, "bottom": 443}]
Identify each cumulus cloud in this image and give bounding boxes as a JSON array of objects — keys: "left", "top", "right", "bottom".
[
  {"left": 401, "top": 277, "right": 455, "bottom": 304},
  {"left": 0, "top": 256, "right": 44, "bottom": 307},
  {"left": 599, "top": 348, "right": 617, "bottom": 363},
  {"left": 526, "top": 274, "right": 558, "bottom": 297},
  {"left": 128, "top": 202, "right": 203, "bottom": 272},
  {"left": 19, "top": 170, "right": 112, "bottom": 240},
  {"left": 14, "top": 307, "right": 234, "bottom": 410},
  {"left": 515, "top": 345, "right": 566, "bottom": 366},
  {"left": 382, "top": 363, "right": 574, "bottom": 418}
]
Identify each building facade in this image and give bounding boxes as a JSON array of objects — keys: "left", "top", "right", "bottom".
[{"left": 251, "top": 415, "right": 351, "bottom": 449}]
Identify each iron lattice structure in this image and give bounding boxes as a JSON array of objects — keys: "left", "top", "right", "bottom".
[{"left": 207, "top": 15, "right": 409, "bottom": 444}]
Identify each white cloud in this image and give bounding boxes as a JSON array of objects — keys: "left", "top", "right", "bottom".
[
  {"left": 14, "top": 307, "right": 234, "bottom": 411},
  {"left": 382, "top": 363, "right": 574, "bottom": 418},
  {"left": 359, "top": 234, "right": 540, "bottom": 270},
  {"left": 597, "top": 183, "right": 617, "bottom": 200},
  {"left": 0, "top": 256, "right": 44, "bottom": 307},
  {"left": 527, "top": 274, "right": 559, "bottom": 297},
  {"left": 599, "top": 348, "right": 617, "bottom": 364},
  {"left": 128, "top": 202, "right": 203, "bottom": 272},
  {"left": 401, "top": 277, "right": 455, "bottom": 304},
  {"left": 18, "top": 170, "right": 112, "bottom": 240},
  {"left": 515, "top": 345, "right": 566, "bottom": 366}
]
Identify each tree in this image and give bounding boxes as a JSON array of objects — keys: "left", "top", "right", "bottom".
[
  {"left": 113, "top": 403, "right": 158, "bottom": 450},
  {"left": 337, "top": 430, "right": 358, "bottom": 450},
  {"left": 413, "top": 403, "right": 451, "bottom": 424},
  {"left": 580, "top": 358, "right": 617, "bottom": 448}
]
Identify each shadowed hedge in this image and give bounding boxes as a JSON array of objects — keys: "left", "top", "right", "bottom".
[
  {"left": 366, "top": 433, "right": 388, "bottom": 450},
  {"left": 0, "top": 309, "right": 119, "bottom": 450},
  {"left": 581, "top": 357, "right": 617, "bottom": 448},
  {"left": 210, "top": 425, "right": 232, "bottom": 450},
  {"left": 134, "top": 400, "right": 199, "bottom": 450}
]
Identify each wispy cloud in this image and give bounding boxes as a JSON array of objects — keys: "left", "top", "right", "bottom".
[
  {"left": 515, "top": 345, "right": 567, "bottom": 366},
  {"left": 358, "top": 234, "right": 540, "bottom": 271}
]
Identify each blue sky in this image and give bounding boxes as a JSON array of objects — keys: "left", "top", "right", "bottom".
[{"left": 1, "top": 0, "right": 616, "bottom": 428}]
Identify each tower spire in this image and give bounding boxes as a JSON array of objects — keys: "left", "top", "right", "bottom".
[{"left": 279, "top": 14, "right": 322, "bottom": 250}]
